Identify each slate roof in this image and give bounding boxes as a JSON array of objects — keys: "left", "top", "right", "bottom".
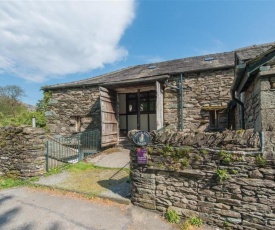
[
  {"left": 43, "top": 42, "right": 275, "bottom": 90},
  {"left": 43, "top": 52, "right": 234, "bottom": 90},
  {"left": 235, "top": 42, "right": 275, "bottom": 63}
]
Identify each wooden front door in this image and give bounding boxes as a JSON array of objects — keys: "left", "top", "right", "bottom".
[{"left": 99, "top": 87, "right": 118, "bottom": 147}]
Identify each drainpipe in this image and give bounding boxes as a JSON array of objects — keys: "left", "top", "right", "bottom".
[
  {"left": 260, "top": 131, "right": 265, "bottom": 153},
  {"left": 180, "top": 74, "right": 184, "bottom": 131},
  {"left": 231, "top": 89, "right": 245, "bottom": 129},
  {"left": 165, "top": 74, "right": 184, "bottom": 131}
]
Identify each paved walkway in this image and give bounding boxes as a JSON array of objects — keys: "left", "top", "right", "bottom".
[
  {"left": 0, "top": 187, "right": 174, "bottom": 230},
  {"left": 35, "top": 148, "right": 131, "bottom": 204},
  {"left": 86, "top": 148, "right": 130, "bottom": 169}
]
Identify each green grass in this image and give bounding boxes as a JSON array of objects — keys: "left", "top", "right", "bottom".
[
  {"left": 45, "top": 162, "right": 129, "bottom": 177},
  {"left": 67, "top": 162, "right": 97, "bottom": 172},
  {"left": 0, "top": 176, "right": 28, "bottom": 189}
]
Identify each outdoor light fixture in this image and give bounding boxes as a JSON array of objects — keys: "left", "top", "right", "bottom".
[{"left": 32, "top": 116, "right": 36, "bottom": 128}]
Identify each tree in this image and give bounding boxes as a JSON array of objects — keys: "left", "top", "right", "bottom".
[
  {"left": 0, "top": 85, "right": 47, "bottom": 129},
  {"left": 0, "top": 85, "right": 26, "bottom": 117},
  {"left": 36, "top": 91, "right": 52, "bottom": 112}
]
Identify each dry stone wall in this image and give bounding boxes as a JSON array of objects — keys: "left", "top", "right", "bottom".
[
  {"left": 45, "top": 86, "right": 101, "bottom": 136},
  {"left": 164, "top": 68, "right": 234, "bottom": 132},
  {"left": 130, "top": 130, "right": 275, "bottom": 230},
  {"left": 0, "top": 126, "right": 46, "bottom": 178}
]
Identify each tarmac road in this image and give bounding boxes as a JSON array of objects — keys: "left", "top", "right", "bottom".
[{"left": 0, "top": 187, "right": 174, "bottom": 230}]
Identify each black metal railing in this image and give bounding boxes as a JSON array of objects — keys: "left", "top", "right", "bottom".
[{"left": 46, "top": 129, "right": 101, "bottom": 171}]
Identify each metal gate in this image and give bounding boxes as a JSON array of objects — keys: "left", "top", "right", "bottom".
[{"left": 46, "top": 129, "right": 101, "bottom": 171}]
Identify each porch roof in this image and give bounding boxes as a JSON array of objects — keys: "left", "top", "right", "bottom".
[
  {"left": 43, "top": 51, "right": 234, "bottom": 90},
  {"left": 235, "top": 42, "right": 275, "bottom": 63},
  {"left": 233, "top": 45, "right": 275, "bottom": 93}
]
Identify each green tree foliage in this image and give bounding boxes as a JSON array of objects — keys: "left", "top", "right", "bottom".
[
  {"left": 0, "top": 85, "right": 26, "bottom": 117},
  {"left": 0, "top": 85, "right": 49, "bottom": 129},
  {"left": 36, "top": 91, "right": 52, "bottom": 112}
]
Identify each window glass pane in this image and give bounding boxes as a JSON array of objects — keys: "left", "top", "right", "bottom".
[
  {"left": 209, "top": 111, "right": 215, "bottom": 127},
  {"left": 209, "top": 110, "right": 219, "bottom": 128},
  {"left": 140, "top": 99, "right": 148, "bottom": 112},
  {"left": 128, "top": 93, "right": 136, "bottom": 99},
  {"left": 149, "top": 100, "right": 156, "bottom": 112},
  {"left": 140, "top": 92, "right": 147, "bottom": 98},
  {"left": 149, "top": 91, "right": 156, "bottom": 98},
  {"left": 128, "top": 100, "right": 137, "bottom": 112}
]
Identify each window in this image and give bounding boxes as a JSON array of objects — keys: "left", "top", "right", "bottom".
[
  {"left": 126, "top": 91, "right": 156, "bottom": 114},
  {"left": 127, "top": 94, "right": 137, "bottom": 113},
  {"left": 209, "top": 110, "right": 219, "bottom": 128}
]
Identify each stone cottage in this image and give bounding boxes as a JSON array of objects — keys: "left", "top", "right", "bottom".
[
  {"left": 43, "top": 42, "right": 275, "bottom": 148},
  {"left": 232, "top": 43, "right": 275, "bottom": 132}
]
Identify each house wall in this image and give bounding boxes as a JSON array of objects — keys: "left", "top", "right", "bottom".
[
  {"left": 260, "top": 76, "right": 275, "bottom": 132},
  {"left": 237, "top": 67, "right": 275, "bottom": 133},
  {"left": 163, "top": 68, "right": 234, "bottom": 131},
  {"left": 242, "top": 77, "right": 262, "bottom": 131},
  {"left": 45, "top": 86, "right": 101, "bottom": 136}
]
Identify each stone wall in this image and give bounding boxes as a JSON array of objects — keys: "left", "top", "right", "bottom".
[
  {"left": 0, "top": 126, "right": 46, "bottom": 178},
  {"left": 45, "top": 86, "right": 101, "bottom": 136},
  {"left": 130, "top": 130, "right": 275, "bottom": 230},
  {"left": 243, "top": 77, "right": 261, "bottom": 131},
  {"left": 260, "top": 76, "right": 275, "bottom": 132},
  {"left": 164, "top": 68, "right": 234, "bottom": 132},
  {"left": 237, "top": 67, "right": 275, "bottom": 133}
]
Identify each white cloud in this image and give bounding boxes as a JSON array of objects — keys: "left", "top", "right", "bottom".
[{"left": 0, "top": 0, "right": 136, "bottom": 82}]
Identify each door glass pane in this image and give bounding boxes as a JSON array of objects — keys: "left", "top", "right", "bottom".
[
  {"left": 140, "top": 98, "right": 148, "bottom": 112},
  {"left": 149, "top": 100, "right": 156, "bottom": 112},
  {"left": 128, "top": 93, "right": 136, "bottom": 99},
  {"left": 140, "top": 92, "right": 147, "bottom": 98},
  {"left": 128, "top": 100, "right": 136, "bottom": 112},
  {"left": 149, "top": 91, "right": 156, "bottom": 98}
]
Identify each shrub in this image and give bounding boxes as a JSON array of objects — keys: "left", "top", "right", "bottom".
[
  {"left": 165, "top": 209, "right": 180, "bottom": 224},
  {"left": 181, "top": 158, "right": 189, "bottom": 167},
  {"left": 216, "top": 169, "right": 230, "bottom": 183},
  {"left": 180, "top": 216, "right": 203, "bottom": 230},
  {"left": 255, "top": 155, "right": 267, "bottom": 167},
  {"left": 189, "top": 216, "right": 203, "bottom": 227},
  {"left": 146, "top": 147, "right": 153, "bottom": 154},
  {"left": 200, "top": 149, "right": 208, "bottom": 155},
  {"left": 194, "top": 155, "right": 201, "bottom": 161},
  {"left": 175, "top": 147, "right": 191, "bottom": 159}
]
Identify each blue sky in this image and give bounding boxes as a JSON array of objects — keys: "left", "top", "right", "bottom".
[{"left": 1, "top": 0, "right": 275, "bottom": 105}]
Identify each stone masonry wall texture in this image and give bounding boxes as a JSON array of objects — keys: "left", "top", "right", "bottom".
[
  {"left": 45, "top": 86, "right": 101, "bottom": 136},
  {"left": 0, "top": 126, "right": 46, "bottom": 178},
  {"left": 243, "top": 78, "right": 261, "bottom": 131},
  {"left": 164, "top": 68, "right": 234, "bottom": 132},
  {"left": 130, "top": 130, "right": 275, "bottom": 230}
]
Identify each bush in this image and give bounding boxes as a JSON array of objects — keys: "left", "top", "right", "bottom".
[
  {"left": 255, "top": 155, "right": 267, "bottom": 167},
  {"left": 216, "top": 169, "right": 230, "bottom": 183},
  {"left": 165, "top": 209, "right": 180, "bottom": 224},
  {"left": 189, "top": 217, "right": 203, "bottom": 227}
]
